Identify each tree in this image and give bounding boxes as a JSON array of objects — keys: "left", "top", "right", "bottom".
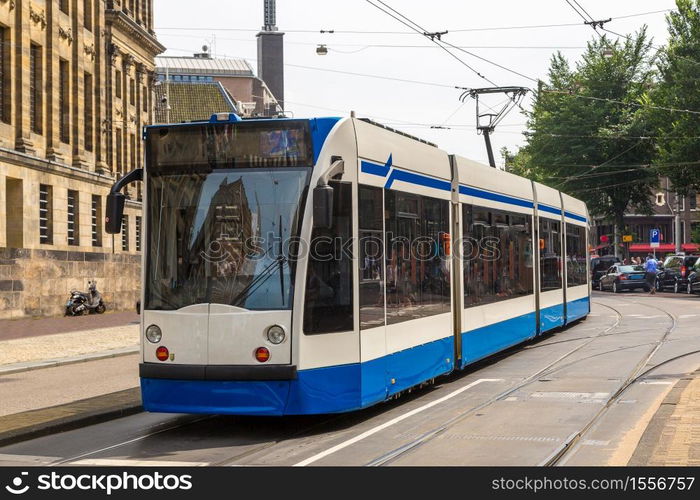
[
  {"left": 652, "top": 0, "right": 700, "bottom": 195},
  {"left": 516, "top": 31, "right": 659, "bottom": 256}
]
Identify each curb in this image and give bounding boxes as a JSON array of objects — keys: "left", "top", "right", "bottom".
[
  {"left": 0, "top": 346, "right": 140, "bottom": 376},
  {"left": 0, "top": 388, "right": 142, "bottom": 448},
  {"left": 627, "top": 375, "right": 694, "bottom": 466}
]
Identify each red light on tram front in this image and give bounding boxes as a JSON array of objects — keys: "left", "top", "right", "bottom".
[
  {"left": 156, "top": 346, "right": 169, "bottom": 362},
  {"left": 255, "top": 347, "right": 270, "bottom": 363}
]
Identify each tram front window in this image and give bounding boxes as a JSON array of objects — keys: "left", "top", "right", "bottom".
[{"left": 144, "top": 122, "right": 313, "bottom": 311}]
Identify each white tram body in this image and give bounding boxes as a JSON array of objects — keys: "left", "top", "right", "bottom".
[{"left": 132, "top": 115, "right": 590, "bottom": 415}]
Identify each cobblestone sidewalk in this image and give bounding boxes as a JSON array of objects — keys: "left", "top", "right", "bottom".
[
  {"left": 630, "top": 371, "right": 700, "bottom": 466},
  {"left": 0, "top": 324, "right": 139, "bottom": 366}
]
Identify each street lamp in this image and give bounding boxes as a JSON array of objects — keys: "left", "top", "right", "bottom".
[
  {"left": 602, "top": 48, "right": 614, "bottom": 59},
  {"left": 316, "top": 44, "right": 328, "bottom": 55}
]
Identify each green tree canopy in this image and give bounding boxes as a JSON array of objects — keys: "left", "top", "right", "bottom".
[
  {"left": 510, "top": 30, "right": 658, "bottom": 234},
  {"left": 652, "top": 0, "right": 700, "bottom": 195}
]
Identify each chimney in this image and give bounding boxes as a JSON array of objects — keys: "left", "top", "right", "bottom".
[{"left": 257, "top": 0, "right": 284, "bottom": 111}]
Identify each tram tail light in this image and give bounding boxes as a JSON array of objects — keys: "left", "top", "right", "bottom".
[
  {"left": 156, "top": 346, "right": 169, "bottom": 362},
  {"left": 255, "top": 347, "right": 270, "bottom": 363}
]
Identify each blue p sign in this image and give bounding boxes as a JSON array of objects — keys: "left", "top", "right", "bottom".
[{"left": 650, "top": 229, "right": 660, "bottom": 247}]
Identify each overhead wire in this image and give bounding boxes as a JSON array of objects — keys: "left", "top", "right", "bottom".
[
  {"left": 364, "top": 0, "right": 497, "bottom": 86},
  {"left": 154, "top": 8, "right": 672, "bottom": 35}
]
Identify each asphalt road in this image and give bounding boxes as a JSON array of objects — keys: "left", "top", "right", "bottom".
[{"left": 0, "top": 292, "right": 698, "bottom": 467}]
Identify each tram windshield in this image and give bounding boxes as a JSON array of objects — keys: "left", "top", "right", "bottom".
[{"left": 144, "top": 121, "right": 313, "bottom": 311}]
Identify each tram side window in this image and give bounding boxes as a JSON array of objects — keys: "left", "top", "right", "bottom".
[
  {"left": 539, "top": 218, "right": 563, "bottom": 291},
  {"left": 462, "top": 205, "right": 534, "bottom": 308},
  {"left": 359, "top": 185, "right": 385, "bottom": 330},
  {"left": 303, "top": 182, "right": 354, "bottom": 334},
  {"left": 566, "top": 224, "right": 587, "bottom": 287},
  {"left": 384, "top": 190, "right": 450, "bottom": 326}
]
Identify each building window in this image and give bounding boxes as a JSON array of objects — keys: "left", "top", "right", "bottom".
[
  {"left": 130, "top": 133, "right": 136, "bottom": 170},
  {"left": 115, "top": 128, "right": 122, "bottom": 176},
  {"left": 30, "top": 44, "right": 42, "bottom": 134},
  {"left": 84, "top": 0, "right": 92, "bottom": 31},
  {"left": 303, "top": 182, "right": 353, "bottom": 334},
  {"left": 0, "top": 26, "right": 10, "bottom": 124},
  {"left": 121, "top": 215, "right": 129, "bottom": 251},
  {"left": 60, "top": 0, "right": 69, "bottom": 14},
  {"left": 142, "top": 85, "right": 148, "bottom": 113},
  {"left": 91, "top": 195, "right": 102, "bottom": 247},
  {"left": 39, "top": 184, "right": 53, "bottom": 245},
  {"left": 84, "top": 72, "right": 93, "bottom": 151},
  {"left": 6, "top": 178, "right": 24, "bottom": 248},
  {"left": 135, "top": 216, "right": 142, "bottom": 252},
  {"left": 115, "top": 70, "right": 122, "bottom": 99},
  {"left": 67, "top": 190, "right": 79, "bottom": 246},
  {"left": 59, "top": 59, "right": 70, "bottom": 144},
  {"left": 129, "top": 78, "right": 135, "bottom": 106}
]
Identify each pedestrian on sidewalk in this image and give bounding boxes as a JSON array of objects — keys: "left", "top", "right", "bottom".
[{"left": 644, "top": 254, "right": 658, "bottom": 295}]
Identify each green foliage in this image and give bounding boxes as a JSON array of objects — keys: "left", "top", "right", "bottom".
[
  {"left": 692, "top": 223, "right": 700, "bottom": 243},
  {"left": 651, "top": 0, "right": 700, "bottom": 194},
  {"left": 514, "top": 30, "right": 659, "bottom": 228}
]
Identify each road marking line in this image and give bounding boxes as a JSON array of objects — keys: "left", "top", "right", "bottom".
[
  {"left": 293, "top": 378, "right": 502, "bottom": 467},
  {"left": 679, "top": 314, "right": 697, "bottom": 319},
  {"left": 71, "top": 458, "right": 208, "bottom": 467},
  {"left": 640, "top": 381, "right": 674, "bottom": 385},
  {"left": 582, "top": 439, "right": 610, "bottom": 446}
]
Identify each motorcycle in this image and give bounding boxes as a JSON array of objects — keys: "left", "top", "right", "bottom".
[{"left": 65, "top": 280, "right": 106, "bottom": 316}]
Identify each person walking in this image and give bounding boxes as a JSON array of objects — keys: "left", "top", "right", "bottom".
[{"left": 644, "top": 254, "right": 658, "bottom": 295}]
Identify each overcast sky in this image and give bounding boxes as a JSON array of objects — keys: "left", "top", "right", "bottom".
[{"left": 154, "top": 0, "right": 678, "bottom": 166}]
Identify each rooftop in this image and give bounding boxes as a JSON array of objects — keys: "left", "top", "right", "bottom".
[
  {"left": 153, "top": 81, "right": 237, "bottom": 124},
  {"left": 155, "top": 55, "right": 254, "bottom": 77}
]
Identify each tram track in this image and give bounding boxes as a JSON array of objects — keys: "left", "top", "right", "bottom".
[
  {"left": 542, "top": 298, "right": 680, "bottom": 466},
  {"left": 48, "top": 303, "right": 622, "bottom": 467},
  {"left": 361, "top": 298, "right": 690, "bottom": 467},
  {"left": 358, "top": 301, "right": 627, "bottom": 466},
  {"left": 43, "top": 297, "right": 695, "bottom": 468}
]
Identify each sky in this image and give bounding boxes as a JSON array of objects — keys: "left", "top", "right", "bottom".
[{"left": 154, "top": 0, "right": 679, "bottom": 166}]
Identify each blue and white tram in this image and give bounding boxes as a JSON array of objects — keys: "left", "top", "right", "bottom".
[{"left": 106, "top": 113, "right": 590, "bottom": 415}]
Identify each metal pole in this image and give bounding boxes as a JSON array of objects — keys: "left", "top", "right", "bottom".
[
  {"left": 675, "top": 193, "right": 682, "bottom": 254},
  {"left": 165, "top": 67, "right": 170, "bottom": 124},
  {"left": 482, "top": 128, "right": 496, "bottom": 168}
]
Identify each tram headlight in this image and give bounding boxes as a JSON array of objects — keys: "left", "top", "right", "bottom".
[
  {"left": 145, "top": 324, "right": 162, "bottom": 344},
  {"left": 266, "top": 325, "right": 286, "bottom": 345}
]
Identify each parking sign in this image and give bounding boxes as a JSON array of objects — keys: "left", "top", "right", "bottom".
[{"left": 650, "top": 228, "right": 660, "bottom": 248}]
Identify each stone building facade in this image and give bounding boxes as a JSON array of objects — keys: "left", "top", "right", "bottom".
[{"left": 0, "top": 0, "right": 164, "bottom": 318}]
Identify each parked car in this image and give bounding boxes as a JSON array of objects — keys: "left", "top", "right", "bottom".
[
  {"left": 591, "top": 255, "right": 621, "bottom": 289},
  {"left": 686, "top": 259, "right": 700, "bottom": 295},
  {"left": 655, "top": 254, "right": 699, "bottom": 293},
  {"left": 598, "top": 264, "right": 649, "bottom": 293}
]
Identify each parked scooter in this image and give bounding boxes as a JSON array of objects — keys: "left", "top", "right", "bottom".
[{"left": 65, "top": 280, "right": 106, "bottom": 316}]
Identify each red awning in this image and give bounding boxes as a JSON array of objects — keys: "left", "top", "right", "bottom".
[{"left": 628, "top": 243, "right": 699, "bottom": 253}]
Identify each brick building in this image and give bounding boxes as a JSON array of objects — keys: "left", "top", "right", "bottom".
[
  {"left": 592, "top": 179, "right": 700, "bottom": 257},
  {"left": 0, "top": 0, "right": 164, "bottom": 318}
]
